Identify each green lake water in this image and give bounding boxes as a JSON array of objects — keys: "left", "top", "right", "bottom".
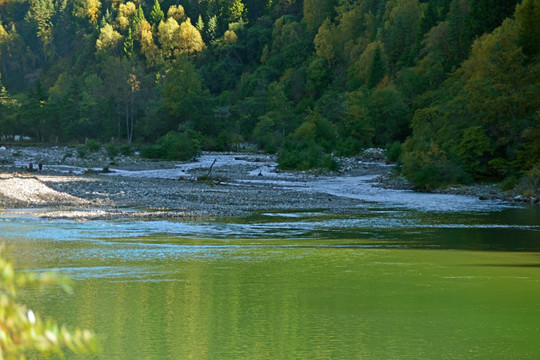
[{"left": 2, "top": 205, "right": 540, "bottom": 359}]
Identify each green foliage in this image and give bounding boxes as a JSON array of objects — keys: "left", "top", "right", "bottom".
[
  {"left": 0, "top": 244, "right": 99, "bottom": 358},
  {"left": 385, "top": 141, "right": 402, "bottom": 163},
  {"left": 107, "top": 143, "right": 119, "bottom": 159},
  {"left": 383, "top": 0, "right": 421, "bottom": 71},
  {"left": 294, "top": 109, "right": 336, "bottom": 150},
  {"left": 124, "top": 26, "right": 134, "bottom": 58},
  {"left": 76, "top": 145, "right": 87, "bottom": 158},
  {"left": 141, "top": 130, "right": 201, "bottom": 161},
  {"left": 85, "top": 139, "right": 101, "bottom": 152},
  {"left": 162, "top": 55, "right": 209, "bottom": 129},
  {"left": 278, "top": 137, "right": 338, "bottom": 171},
  {"left": 516, "top": 0, "right": 540, "bottom": 59},
  {"left": 303, "top": 0, "right": 338, "bottom": 32},
  {"left": 367, "top": 46, "right": 386, "bottom": 88},
  {"left": 398, "top": 1, "right": 539, "bottom": 188},
  {"left": 207, "top": 15, "right": 218, "bottom": 41},
  {"left": 306, "top": 57, "right": 332, "bottom": 97},
  {"left": 464, "top": 0, "right": 519, "bottom": 41},
  {"left": 402, "top": 140, "right": 471, "bottom": 190},
  {"left": 340, "top": 90, "right": 374, "bottom": 149},
  {"left": 334, "top": 137, "right": 364, "bottom": 156},
  {"left": 367, "top": 87, "right": 409, "bottom": 146},
  {"left": 196, "top": 15, "right": 204, "bottom": 32},
  {"left": 456, "top": 126, "right": 494, "bottom": 178},
  {"left": 0, "top": 0, "right": 536, "bottom": 188},
  {"left": 149, "top": 0, "right": 164, "bottom": 27},
  {"left": 120, "top": 143, "right": 135, "bottom": 156},
  {"left": 252, "top": 116, "right": 282, "bottom": 153},
  {"left": 516, "top": 163, "right": 540, "bottom": 197}
]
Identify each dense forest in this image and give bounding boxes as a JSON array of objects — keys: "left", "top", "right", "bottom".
[{"left": 0, "top": 0, "right": 538, "bottom": 190}]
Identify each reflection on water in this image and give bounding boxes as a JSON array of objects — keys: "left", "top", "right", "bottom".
[{"left": 3, "top": 205, "right": 540, "bottom": 359}]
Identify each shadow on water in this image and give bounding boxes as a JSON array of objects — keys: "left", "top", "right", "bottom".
[
  {"left": 2, "top": 205, "right": 539, "bottom": 252},
  {"left": 471, "top": 263, "right": 540, "bottom": 268},
  {"left": 233, "top": 206, "right": 540, "bottom": 252}
]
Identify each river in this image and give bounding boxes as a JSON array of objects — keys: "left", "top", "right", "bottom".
[{"left": 2, "top": 175, "right": 540, "bottom": 359}]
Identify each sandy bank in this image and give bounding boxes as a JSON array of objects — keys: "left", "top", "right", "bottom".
[{"left": 0, "top": 174, "right": 90, "bottom": 207}]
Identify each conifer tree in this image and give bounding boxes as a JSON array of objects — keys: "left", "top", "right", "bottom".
[
  {"left": 124, "top": 26, "right": 134, "bottom": 58},
  {"left": 196, "top": 15, "right": 204, "bottom": 33},
  {"left": 150, "top": 0, "right": 164, "bottom": 27},
  {"left": 367, "top": 46, "right": 386, "bottom": 88},
  {"left": 418, "top": 2, "right": 438, "bottom": 39},
  {"left": 464, "top": 0, "right": 519, "bottom": 40},
  {"left": 516, "top": 0, "right": 540, "bottom": 59},
  {"left": 133, "top": 6, "right": 146, "bottom": 30},
  {"left": 101, "top": 8, "right": 113, "bottom": 27},
  {"left": 207, "top": 15, "right": 217, "bottom": 41}
]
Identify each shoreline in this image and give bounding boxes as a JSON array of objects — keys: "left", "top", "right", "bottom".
[{"left": 0, "top": 146, "right": 534, "bottom": 220}]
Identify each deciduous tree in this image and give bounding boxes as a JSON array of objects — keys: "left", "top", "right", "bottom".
[
  {"left": 96, "top": 23, "right": 123, "bottom": 57},
  {"left": 303, "top": 0, "right": 338, "bottom": 32}
]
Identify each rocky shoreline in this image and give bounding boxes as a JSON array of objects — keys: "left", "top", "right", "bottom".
[{"left": 0, "top": 145, "right": 534, "bottom": 220}]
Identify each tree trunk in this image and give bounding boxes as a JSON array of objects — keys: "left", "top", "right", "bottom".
[
  {"left": 117, "top": 102, "right": 122, "bottom": 139},
  {"left": 125, "top": 103, "right": 131, "bottom": 144}
]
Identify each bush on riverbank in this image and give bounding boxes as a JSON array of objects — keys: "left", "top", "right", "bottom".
[
  {"left": 385, "top": 141, "right": 402, "bottom": 163},
  {"left": 515, "top": 164, "right": 540, "bottom": 198},
  {"left": 77, "top": 140, "right": 102, "bottom": 159},
  {"left": 106, "top": 143, "right": 119, "bottom": 159},
  {"left": 141, "top": 130, "right": 201, "bottom": 161},
  {"left": 278, "top": 138, "right": 338, "bottom": 171},
  {"left": 401, "top": 141, "right": 471, "bottom": 191}
]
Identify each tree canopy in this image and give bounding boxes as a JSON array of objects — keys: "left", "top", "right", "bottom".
[{"left": 0, "top": 0, "right": 538, "bottom": 187}]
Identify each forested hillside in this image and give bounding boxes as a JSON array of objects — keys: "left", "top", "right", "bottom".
[{"left": 0, "top": 0, "right": 538, "bottom": 189}]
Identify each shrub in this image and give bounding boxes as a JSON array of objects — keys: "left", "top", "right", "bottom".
[
  {"left": 120, "top": 144, "right": 135, "bottom": 156},
  {"left": 401, "top": 141, "right": 471, "bottom": 190},
  {"left": 76, "top": 145, "right": 87, "bottom": 158},
  {"left": 141, "top": 130, "right": 201, "bottom": 161},
  {"left": 278, "top": 138, "right": 338, "bottom": 171},
  {"left": 294, "top": 110, "right": 337, "bottom": 151},
  {"left": 140, "top": 144, "right": 164, "bottom": 159},
  {"left": 515, "top": 163, "right": 540, "bottom": 197},
  {"left": 85, "top": 139, "right": 101, "bottom": 152},
  {"left": 334, "top": 137, "right": 364, "bottom": 156},
  {"left": 253, "top": 117, "right": 282, "bottom": 154},
  {"left": 385, "top": 141, "right": 402, "bottom": 163},
  {"left": 500, "top": 175, "right": 519, "bottom": 191},
  {"left": 106, "top": 143, "right": 119, "bottom": 159}
]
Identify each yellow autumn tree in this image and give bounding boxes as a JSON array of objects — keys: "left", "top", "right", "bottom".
[
  {"left": 117, "top": 1, "right": 137, "bottom": 30},
  {"left": 224, "top": 29, "right": 238, "bottom": 44},
  {"left": 138, "top": 19, "right": 159, "bottom": 66},
  {"left": 167, "top": 5, "right": 185, "bottom": 22},
  {"left": 158, "top": 17, "right": 205, "bottom": 58},
  {"left": 314, "top": 18, "right": 338, "bottom": 63},
  {"left": 96, "top": 23, "right": 123, "bottom": 56},
  {"left": 157, "top": 17, "right": 180, "bottom": 58},
  {"left": 178, "top": 18, "right": 205, "bottom": 54},
  {"left": 73, "top": 0, "right": 101, "bottom": 25}
]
